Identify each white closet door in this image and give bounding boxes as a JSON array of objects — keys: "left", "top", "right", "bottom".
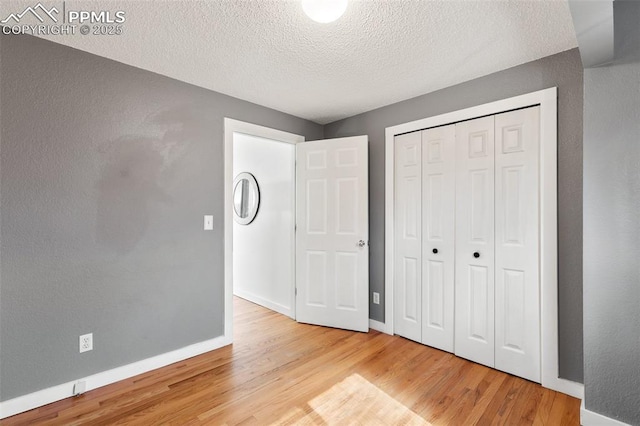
[
  {"left": 421, "top": 125, "right": 456, "bottom": 352},
  {"left": 394, "top": 131, "right": 422, "bottom": 342},
  {"left": 455, "top": 116, "right": 495, "bottom": 368},
  {"left": 494, "top": 107, "right": 540, "bottom": 382}
]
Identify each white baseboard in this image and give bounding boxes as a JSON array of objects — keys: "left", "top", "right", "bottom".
[
  {"left": 0, "top": 334, "right": 231, "bottom": 420},
  {"left": 233, "top": 289, "right": 293, "bottom": 319},
  {"left": 542, "top": 375, "right": 584, "bottom": 400},
  {"left": 581, "top": 400, "right": 631, "bottom": 426},
  {"left": 369, "top": 319, "right": 392, "bottom": 335}
]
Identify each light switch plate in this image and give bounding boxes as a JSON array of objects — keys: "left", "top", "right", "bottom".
[
  {"left": 204, "top": 215, "right": 214, "bottom": 230},
  {"left": 373, "top": 292, "right": 380, "bottom": 304}
]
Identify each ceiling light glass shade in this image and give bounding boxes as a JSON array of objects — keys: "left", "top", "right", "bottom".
[{"left": 302, "top": 0, "right": 348, "bottom": 23}]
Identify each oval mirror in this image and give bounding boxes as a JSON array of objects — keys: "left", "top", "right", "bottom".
[{"left": 233, "top": 172, "right": 260, "bottom": 225}]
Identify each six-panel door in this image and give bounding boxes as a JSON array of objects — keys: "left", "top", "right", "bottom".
[
  {"left": 393, "top": 106, "right": 542, "bottom": 383},
  {"left": 296, "top": 136, "right": 369, "bottom": 332}
]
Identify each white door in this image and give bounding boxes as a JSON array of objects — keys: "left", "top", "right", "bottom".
[
  {"left": 295, "top": 136, "right": 369, "bottom": 332},
  {"left": 421, "top": 125, "right": 456, "bottom": 352},
  {"left": 455, "top": 116, "right": 496, "bottom": 368},
  {"left": 394, "top": 131, "right": 422, "bottom": 342},
  {"left": 494, "top": 107, "right": 540, "bottom": 382}
]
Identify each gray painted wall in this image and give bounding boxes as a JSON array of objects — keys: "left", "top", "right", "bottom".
[
  {"left": 324, "top": 48, "right": 584, "bottom": 383},
  {"left": 0, "top": 33, "right": 323, "bottom": 401},
  {"left": 583, "top": 1, "right": 640, "bottom": 424}
]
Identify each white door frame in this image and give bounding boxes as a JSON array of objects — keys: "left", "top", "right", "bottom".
[
  {"left": 384, "top": 87, "right": 583, "bottom": 399},
  {"left": 223, "top": 118, "right": 304, "bottom": 342}
]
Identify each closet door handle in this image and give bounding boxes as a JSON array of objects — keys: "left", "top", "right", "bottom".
[
  {"left": 473, "top": 252, "right": 480, "bottom": 258},
  {"left": 432, "top": 248, "right": 438, "bottom": 254}
]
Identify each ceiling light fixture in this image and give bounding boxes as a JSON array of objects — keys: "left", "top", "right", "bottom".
[{"left": 302, "top": 0, "right": 348, "bottom": 23}]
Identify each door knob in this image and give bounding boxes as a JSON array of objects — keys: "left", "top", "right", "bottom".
[
  {"left": 473, "top": 252, "right": 480, "bottom": 258},
  {"left": 358, "top": 240, "right": 366, "bottom": 248},
  {"left": 432, "top": 248, "right": 438, "bottom": 254}
]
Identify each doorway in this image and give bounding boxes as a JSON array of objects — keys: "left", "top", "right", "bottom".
[
  {"left": 224, "top": 119, "right": 370, "bottom": 341},
  {"left": 224, "top": 119, "right": 304, "bottom": 340},
  {"left": 232, "top": 131, "right": 296, "bottom": 318}
]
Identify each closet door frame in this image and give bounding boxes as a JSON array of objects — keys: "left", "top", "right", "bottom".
[{"left": 384, "top": 87, "right": 583, "bottom": 400}]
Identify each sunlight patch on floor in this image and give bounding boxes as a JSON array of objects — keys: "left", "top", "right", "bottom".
[{"left": 274, "top": 373, "right": 431, "bottom": 425}]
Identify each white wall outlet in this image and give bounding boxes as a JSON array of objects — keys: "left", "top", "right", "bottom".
[
  {"left": 79, "top": 333, "right": 93, "bottom": 353},
  {"left": 373, "top": 292, "right": 380, "bottom": 304},
  {"left": 204, "top": 215, "right": 214, "bottom": 230}
]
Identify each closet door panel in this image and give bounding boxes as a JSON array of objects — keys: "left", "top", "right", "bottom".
[
  {"left": 394, "top": 132, "right": 422, "bottom": 342},
  {"left": 421, "top": 125, "right": 456, "bottom": 352},
  {"left": 494, "top": 107, "right": 540, "bottom": 382},
  {"left": 455, "top": 116, "right": 495, "bottom": 368}
]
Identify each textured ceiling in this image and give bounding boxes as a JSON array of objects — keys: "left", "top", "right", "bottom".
[{"left": 4, "top": 0, "right": 578, "bottom": 124}]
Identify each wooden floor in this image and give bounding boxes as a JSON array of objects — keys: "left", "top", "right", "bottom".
[{"left": 5, "top": 297, "right": 580, "bottom": 425}]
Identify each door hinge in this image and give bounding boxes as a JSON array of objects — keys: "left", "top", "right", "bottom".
[{"left": 295, "top": 287, "right": 297, "bottom": 296}]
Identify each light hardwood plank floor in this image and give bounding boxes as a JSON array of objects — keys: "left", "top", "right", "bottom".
[{"left": 3, "top": 297, "right": 580, "bottom": 425}]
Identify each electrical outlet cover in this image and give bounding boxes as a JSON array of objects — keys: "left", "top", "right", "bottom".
[{"left": 79, "top": 333, "right": 93, "bottom": 353}]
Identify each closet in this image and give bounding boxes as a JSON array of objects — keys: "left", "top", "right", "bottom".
[{"left": 394, "top": 106, "right": 541, "bottom": 383}]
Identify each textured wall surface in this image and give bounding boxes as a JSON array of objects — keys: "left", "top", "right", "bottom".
[
  {"left": 0, "top": 33, "right": 322, "bottom": 401},
  {"left": 324, "top": 48, "right": 584, "bottom": 383},
  {"left": 583, "top": 2, "right": 640, "bottom": 424}
]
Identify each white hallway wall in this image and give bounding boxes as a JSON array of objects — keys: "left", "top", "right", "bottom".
[{"left": 233, "top": 133, "right": 295, "bottom": 317}]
